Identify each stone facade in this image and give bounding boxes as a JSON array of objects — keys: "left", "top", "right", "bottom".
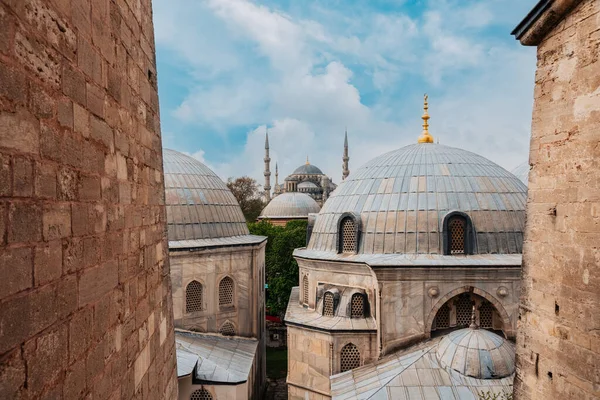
[
  {"left": 513, "top": 0, "right": 600, "bottom": 399},
  {"left": 0, "top": 0, "right": 177, "bottom": 398}
]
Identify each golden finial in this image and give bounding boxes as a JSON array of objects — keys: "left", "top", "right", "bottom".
[
  {"left": 417, "top": 94, "right": 434, "bottom": 144},
  {"left": 306, "top": 155, "right": 310, "bottom": 165}
]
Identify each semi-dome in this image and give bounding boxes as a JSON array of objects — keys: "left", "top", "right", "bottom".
[
  {"left": 307, "top": 143, "right": 527, "bottom": 255},
  {"left": 259, "top": 192, "right": 321, "bottom": 219},
  {"left": 511, "top": 162, "right": 529, "bottom": 186},
  {"left": 436, "top": 327, "right": 515, "bottom": 379},
  {"left": 298, "top": 181, "right": 319, "bottom": 189},
  {"left": 163, "top": 149, "right": 248, "bottom": 241},
  {"left": 293, "top": 163, "right": 324, "bottom": 175}
]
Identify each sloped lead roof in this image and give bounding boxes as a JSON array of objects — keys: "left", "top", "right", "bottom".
[
  {"left": 511, "top": 162, "right": 529, "bottom": 186},
  {"left": 259, "top": 192, "right": 321, "bottom": 219},
  {"left": 163, "top": 149, "right": 249, "bottom": 241},
  {"left": 308, "top": 144, "right": 527, "bottom": 255}
]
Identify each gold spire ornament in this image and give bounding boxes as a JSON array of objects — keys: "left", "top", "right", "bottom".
[
  {"left": 417, "top": 94, "right": 434, "bottom": 144},
  {"left": 306, "top": 155, "right": 310, "bottom": 165}
]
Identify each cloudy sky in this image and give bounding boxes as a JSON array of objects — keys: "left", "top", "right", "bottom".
[{"left": 153, "top": 0, "right": 537, "bottom": 186}]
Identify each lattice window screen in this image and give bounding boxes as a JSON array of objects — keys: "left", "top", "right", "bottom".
[
  {"left": 186, "top": 280, "right": 203, "bottom": 313},
  {"left": 219, "top": 277, "right": 234, "bottom": 306},
  {"left": 302, "top": 276, "right": 309, "bottom": 304},
  {"left": 351, "top": 294, "right": 364, "bottom": 318},
  {"left": 323, "top": 292, "right": 335, "bottom": 316},
  {"left": 341, "top": 218, "right": 357, "bottom": 253},
  {"left": 479, "top": 301, "right": 493, "bottom": 328},
  {"left": 449, "top": 217, "right": 466, "bottom": 254},
  {"left": 340, "top": 343, "right": 360, "bottom": 372},
  {"left": 190, "top": 389, "right": 213, "bottom": 400},
  {"left": 219, "top": 321, "right": 236, "bottom": 336},
  {"left": 434, "top": 303, "right": 450, "bottom": 329},
  {"left": 456, "top": 294, "right": 472, "bottom": 327}
]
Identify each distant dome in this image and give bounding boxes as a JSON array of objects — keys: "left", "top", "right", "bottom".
[
  {"left": 298, "top": 181, "right": 319, "bottom": 189},
  {"left": 436, "top": 327, "right": 515, "bottom": 379},
  {"left": 308, "top": 144, "right": 527, "bottom": 255},
  {"left": 163, "top": 149, "right": 248, "bottom": 241},
  {"left": 511, "top": 162, "right": 529, "bottom": 186},
  {"left": 293, "top": 163, "right": 324, "bottom": 175},
  {"left": 259, "top": 192, "right": 321, "bottom": 219}
]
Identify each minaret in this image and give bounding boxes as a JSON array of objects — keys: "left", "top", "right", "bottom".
[
  {"left": 321, "top": 174, "right": 329, "bottom": 203},
  {"left": 417, "top": 94, "right": 434, "bottom": 144},
  {"left": 342, "top": 128, "right": 350, "bottom": 180},
  {"left": 274, "top": 162, "right": 279, "bottom": 196},
  {"left": 264, "top": 129, "right": 271, "bottom": 201}
]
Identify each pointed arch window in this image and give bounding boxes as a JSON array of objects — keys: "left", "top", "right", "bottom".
[
  {"left": 323, "top": 292, "right": 335, "bottom": 316},
  {"left": 219, "top": 321, "right": 236, "bottom": 336},
  {"left": 186, "top": 280, "right": 203, "bottom": 313},
  {"left": 190, "top": 388, "right": 213, "bottom": 400},
  {"left": 340, "top": 343, "right": 361, "bottom": 372},
  {"left": 219, "top": 276, "right": 234, "bottom": 306},
  {"left": 302, "top": 275, "right": 309, "bottom": 305},
  {"left": 350, "top": 293, "right": 365, "bottom": 318},
  {"left": 340, "top": 217, "right": 357, "bottom": 253}
]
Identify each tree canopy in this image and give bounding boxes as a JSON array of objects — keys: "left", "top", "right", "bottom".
[
  {"left": 226, "top": 176, "right": 265, "bottom": 222},
  {"left": 249, "top": 220, "right": 307, "bottom": 318}
]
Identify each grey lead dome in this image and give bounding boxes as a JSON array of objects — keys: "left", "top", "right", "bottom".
[
  {"left": 292, "top": 164, "right": 324, "bottom": 175},
  {"left": 259, "top": 192, "right": 321, "bottom": 219},
  {"left": 308, "top": 143, "right": 527, "bottom": 255},
  {"left": 163, "top": 149, "right": 248, "bottom": 241}
]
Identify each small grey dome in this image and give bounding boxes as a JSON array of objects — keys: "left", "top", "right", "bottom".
[
  {"left": 293, "top": 163, "right": 324, "bottom": 175},
  {"left": 511, "top": 162, "right": 529, "bottom": 186},
  {"left": 259, "top": 192, "right": 321, "bottom": 219},
  {"left": 436, "top": 328, "right": 515, "bottom": 379},
  {"left": 163, "top": 149, "right": 248, "bottom": 241},
  {"left": 298, "top": 181, "right": 319, "bottom": 189},
  {"left": 308, "top": 143, "right": 527, "bottom": 255}
]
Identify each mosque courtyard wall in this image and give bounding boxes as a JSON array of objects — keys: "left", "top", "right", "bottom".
[{"left": 0, "top": 0, "right": 177, "bottom": 398}]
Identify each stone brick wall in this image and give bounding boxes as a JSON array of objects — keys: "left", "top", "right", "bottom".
[
  {"left": 514, "top": 0, "right": 600, "bottom": 399},
  {"left": 0, "top": 0, "right": 177, "bottom": 398}
]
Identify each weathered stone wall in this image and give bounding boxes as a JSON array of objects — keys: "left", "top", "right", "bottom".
[
  {"left": 514, "top": 0, "right": 600, "bottom": 398},
  {"left": 0, "top": 0, "right": 177, "bottom": 398}
]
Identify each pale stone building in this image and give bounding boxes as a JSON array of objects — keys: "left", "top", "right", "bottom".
[
  {"left": 163, "top": 149, "right": 267, "bottom": 399},
  {"left": 511, "top": 0, "right": 600, "bottom": 399},
  {"left": 0, "top": 0, "right": 178, "bottom": 398},
  {"left": 257, "top": 191, "right": 321, "bottom": 226},
  {"left": 285, "top": 98, "right": 527, "bottom": 399}
]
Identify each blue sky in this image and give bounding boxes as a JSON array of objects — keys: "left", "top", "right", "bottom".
[{"left": 153, "top": 0, "right": 537, "bottom": 185}]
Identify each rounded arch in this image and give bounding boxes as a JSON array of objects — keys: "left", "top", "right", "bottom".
[
  {"left": 442, "top": 210, "right": 476, "bottom": 255},
  {"left": 425, "top": 286, "right": 512, "bottom": 338},
  {"left": 185, "top": 280, "right": 204, "bottom": 313},
  {"left": 336, "top": 212, "right": 361, "bottom": 254}
]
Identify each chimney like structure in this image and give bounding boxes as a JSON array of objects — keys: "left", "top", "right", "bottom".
[
  {"left": 321, "top": 175, "right": 330, "bottom": 203},
  {"left": 342, "top": 129, "right": 350, "bottom": 180},
  {"left": 264, "top": 129, "right": 271, "bottom": 202}
]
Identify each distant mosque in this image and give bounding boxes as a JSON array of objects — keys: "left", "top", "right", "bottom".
[{"left": 258, "top": 130, "right": 351, "bottom": 223}]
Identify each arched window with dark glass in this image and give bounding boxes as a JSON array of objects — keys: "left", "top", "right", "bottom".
[
  {"left": 219, "top": 276, "right": 234, "bottom": 306},
  {"left": 302, "top": 275, "right": 309, "bottom": 305},
  {"left": 340, "top": 217, "right": 357, "bottom": 253},
  {"left": 350, "top": 293, "right": 365, "bottom": 318},
  {"left": 186, "top": 280, "right": 203, "bottom": 313},
  {"left": 190, "top": 388, "right": 213, "bottom": 400},
  {"left": 340, "top": 343, "right": 361, "bottom": 372},
  {"left": 443, "top": 212, "right": 474, "bottom": 255},
  {"left": 323, "top": 291, "right": 335, "bottom": 316},
  {"left": 219, "top": 321, "right": 236, "bottom": 336}
]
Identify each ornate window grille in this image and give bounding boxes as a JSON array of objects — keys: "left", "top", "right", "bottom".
[
  {"left": 219, "top": 276, "right": 234, "bottom": 306},
  {"left": 340, "top": 217, "right": 357, "bottom": 253},
  {"left": 219, "top": 321, "right": 236, "bottom": 336},
  {"left": 434, "top": 303, "right": 450, "bottom": 329},
  {"left": 185, "top": 280, "right": 203, "bottom": 313},
  {"left": 302, "top": 275, "right": 309, "bottom": 305},
  {"left": 323, "top": 292, "right": 335, "bottom": 316},
  {"left": 456, "top": 294, "right": 472, "bottom": 327},
  {"left": 479, "top": 301, "right": 493, "bottom": 328},
  {"left": 350, "top": 293, "right": 364, "bottom": 318},
  {"left": 340, "top": 343, "right": 360, "bottom": 372},
  {"left": 190, "top": 388, "right": 213, "bottom": 400},
  {"left": 448, "top": 216, "right": 466, "bottom": 254}
]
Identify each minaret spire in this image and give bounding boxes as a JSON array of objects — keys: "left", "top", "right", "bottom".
[
  {"left": 264, "top": 128, "right": 271, "bottom": 202},
  {"left": 417, "top": 94, "right": 434, "bottom": 144},
  {"left": 306, "top": 155, "right": 310, "bottom": 165},
  {"left": 342, "top": 128, "right": 350, "bottom": 180},
  {"left": 274, "top": 162, "right": 279, "bottom": 195}
]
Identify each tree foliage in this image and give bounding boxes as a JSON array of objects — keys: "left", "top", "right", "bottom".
[
  {"left": 249, "top": 220, "right": 308, "bottom": 317},
  {"left": 226, "top": 176, "right": 265, "bottom": 222}
]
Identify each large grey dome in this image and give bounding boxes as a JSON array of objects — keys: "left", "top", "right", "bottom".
[
  {"left": 259, "top": 192, "right": 321, "bottom": 219},
  {"left": 511, "top": 162, "right": 529, "bottom": 186},
  {"left": 163, "top": 149, "right": 248, "bottom": 241},
  {"left": 308, "top": 143, "right": 527, "bottom": 255},
  {"left": 292, "top": 163, "right": 324, "bottom": 175},
  {"left": 436, "top": 327, "right": 515, "bottom": 379}
]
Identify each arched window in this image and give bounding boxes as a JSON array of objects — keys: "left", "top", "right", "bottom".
[
  {"left": 340, "top": 343, "right": 360, "bottom": 372},
  {"left": 340, "top": 217, "right": 357, "bottom": 253},
  {"left": 302, "top": 275, "right": 309, "bottom": 305},
  {"left": 219, "top": 321, "right": 236, "bottom": 336},
  {"left": 190, "top": 388, "right": 213, "bottom": 400},
  {"left": 433, "top": 303, "right": 450, "bottom": 330},
  {"left": 448, "top": 215, "right": 466, "bottom": 254},
  {"left": 479, "top": 301, "right": 493, "bottom": 328},
  {"left": 186, "top": 281, "right": 203, "bottom": 313},
  {"left": 350, "top": 293, "right": 365, "bottom": 318},
  {"left": 219, "top": 276, "right": 234, "bottom": 306},
  {"left": 456, "top": 294, "right": 472, "bottom": 327},
  {"left": 323, "top": 292, "right": 335, "bottom": 316}
]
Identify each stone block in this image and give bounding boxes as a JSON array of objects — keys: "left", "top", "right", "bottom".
[
  {"left": 90, "top": 116, "right": 114, "bottom": 150},
  {"left": 34, "top": 162, "right": 57, "bottom": 199},
  {"left": 8, "top": 201, "right": 42, "bottom": 243},
  {"left": 0, "top": 348, "right": 26, "bottom": 399},
  {"left": 62, "top": 64, "right": 86, "bottom": 106},
  {"left": 57, "top": 166, "right": 79, "bottom": 201},
  {"left": 0, "top": 154, "right": 11, "bottom": 196},
  {"left": 63, "top": 358, "right": 86, "bottom": 399},
  {"left": 0, "top": 246, "right": 33, "bottom": 298},
  {"left": 0, "top": 109, "right": 40, "bottom": 155},
  {"left": 14, "top": 31, "right": 60, "bottom": 87},
  {"left": 69, "top": 307, "right": 93, "bottom": 363},
  {"left": 78, "top": 261, "right": 118, "bottom": 305},
  {"left": 0, "top": 62, "right": 27, "bottom": 105},
  {"left": 57, "top": 98, "right": 73, "bottom": 129},
  {"left": 86, "top": 82, "right": 105, "bottom": 118},
  {"left": 43, "top": 203, "right": 71, "bottom": 240},
  {"left": 34, "top": 240, "right": 62, "bottom": 285},
  {"left": 12, "top": 156, "right": 33, "bottom": 197},
  {"left": 78, "top": 35, "right": 103, "bottom": 85},
  {"left": 79, "top": 174, "right": 102, "bottom": 201},
  {"left": 63, "top": 237, "right": 84, "bottom": 273}
]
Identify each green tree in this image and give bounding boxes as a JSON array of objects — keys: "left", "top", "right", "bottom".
[
  {"left": 226, "top": 176, "right": 265, "bottom": 222},
  {"left": 249, "top": 220, "right": 308, "bottom": 317}
]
